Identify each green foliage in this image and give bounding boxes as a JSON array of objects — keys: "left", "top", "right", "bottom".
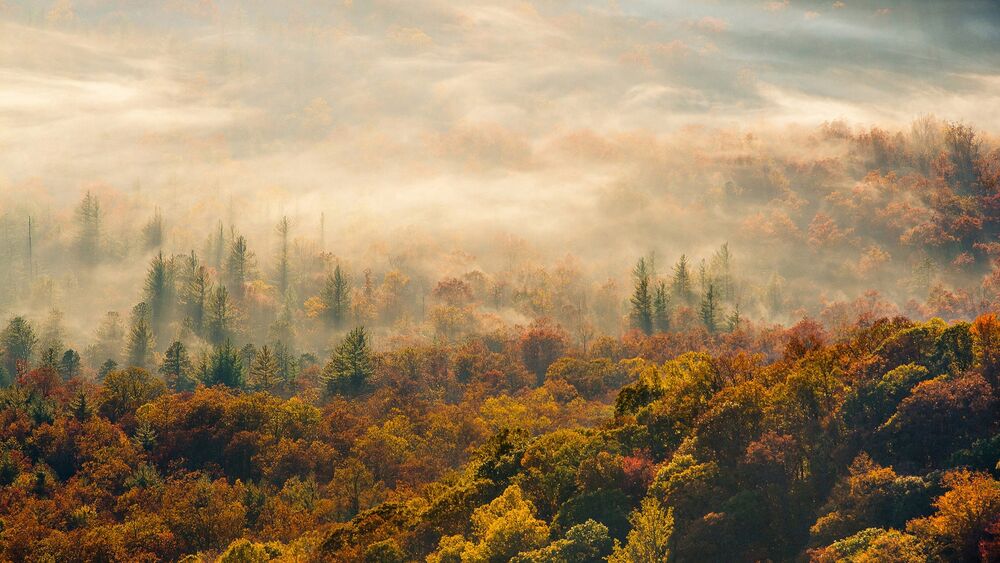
[
  {"left": 607, "top": 497, "right": 674, "bottom": 563},
  {"left": 205, "top": 340, "right": 245, "bottom": 388},
  {"left": 321, "top": 326, "right": 374, "bottom": 395},
  {"left": 2, "top": 316, "right": 36, "bottom": 376}
]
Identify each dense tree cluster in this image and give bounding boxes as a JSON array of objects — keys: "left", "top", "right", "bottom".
[{"left": 0, "top": 304, "right": 996, "bottom": 560}]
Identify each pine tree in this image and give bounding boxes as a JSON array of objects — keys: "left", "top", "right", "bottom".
[
  {"left": 159, "top": 341, "right": 194, "bottom": 391},
  {"left": 180, "top": 252, "right": 209, "bottom": 335},
  {"left": 132, "top": 420, "right": 157, "bottom": 451},
  {"left": 249, "top": 345, "right": 279, "bottom": 391},
  {"left": 76, "top": 191, "right": 102, "bottom": 265},
  {"left": 274, "top": 216, "right": 291, "bottom": 296},
  {"left": 274, "top": 340, "right": 299, "bottom": 392},
  {"left": 213, "top": 222, "right": 226, "bottom": 270},
  {"left": 59, "top": 349, "right": 81, "bottom": 380},
  {"left": 672, "top": 255, "right": 693, "bottom": 305},
  {"left": 653, "top": 281, "right": 671, "bottom": 333},
  {"left": 144, "top": 251, "right": 174, "bottom": 340},
  {"left": 727, "top": 303, "right": 742, "bottom": 332},
  {"left": 126, "top": 302, "right": 156, "bottom": 369},
  {"left": 321, "top": 326, "right": 374, "bottom": 396},
  {"left": 39, "top": 347, "right": 59, "bottom": 371},
  {"left": 68, "top": 390, "right": 93, "bottom": 421},
  {"left": 2, "top": 316, "right": 37, "bottom": 376},
  {"left": 98, "top": 359, "right": 118, "bottom": 381},
  {"left": 94, "top": 312, "right": 125, "bottom": 365},
  {"left": 711, "top": 243, "right": 733, "bottom": 302},
  {"left": 38, "top": 309, "right": 65, "bottom": 355},
  {"left": 206, "top": 285, "right": 235, "bottom": 346},
  {"left": 205, "top": 340, "right": 243, "bottom": 388},
  {"left": 700, "top": 283, "right": 718, "bottom": 333},
  {"left": 629, "top": 258, "right": 653, "bottom": 335},
  {"left": 320, "top": 264, "right": 351, "bottom": 329},
  {"left": 143, "top": 207, "right": 163, "bottom": 250},
  {"left": 226, "top": 234, "right": 255, "bottom": 301}
]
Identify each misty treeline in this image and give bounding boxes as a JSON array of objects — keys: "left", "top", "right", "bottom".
[
  {"left": 0, "top": 117, "right": 997, "bottom": 561},
  {"left": 1, "top": 117, "right": 998, "bottom": 369}
]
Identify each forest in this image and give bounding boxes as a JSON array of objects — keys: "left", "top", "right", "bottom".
[{"left": 0, "top": 116, "right": 998, "bottom": 561}]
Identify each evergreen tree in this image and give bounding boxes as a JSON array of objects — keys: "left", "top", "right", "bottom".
[
  {"left": 274, "top": 340, "right": 299, "bottom": 392},
  {"left": 144, "top": 251, "right": 175, "bottom": 339},
  {"left": 205, "top": 340, "right": 243, "bottom": 388},
  {"left": 76, "top": 191, "right": 102, "bottom": 265},
  {"left": 159, "top": 341, "right": 195, "bottom": 391},
  {"left": 672, "top": 255, "right": 693, "bottom": 305},
  {"left": 700, "top": 283, "right": 718, "bottom": 333},
  {"left": 321, "top": 326, "right": 374, "bottom": 396},
  {"left": 132, "top": 420, "right": 157, "bottom": 451},
  {"left": 38, "top": 309, "right": 65, "bottom": 355},
  {"left": 126, "top": 302, "right": 156, "bottom": 369},
  {"left": 629, "top": 258, "right": 653, "bottom": 335},
  {"left": 226, "top": 234, "right": 255, "bottom": 301},
  {"left": 180, "top": 252, "right": 209, "bottom": 335},
  {"left": 727, "top": 303, "right": 742, "bottom": 332},
  {"left": 59, "top": 349, "right": 81, "bottom": 380},
  {"left": 249, "top": 345, "right": 279, "bottom": 391},
  {"left": 2, "top": 316, "right": 37, "bottom": 376},
  {"left": 39, "top": 347, "right": 59, "bottom": 371},
  {"left": 274, "top": 216, "right": 291, "bottom": 296},
  {"left": 653, "top": 281, "right": 671, "bottom": 333},
  {"left": 143, "top": 207, "right": 163, "bottom": 250},
  {"left": 711, "top": 243, "right": 733, "bottom": 302},
  {"left": 68, "top": 390, "right": 93, "bottom": 421},
  {"left": 213, "top": 222, "right": 226, "bottom": 270},
  {"left": 98, "top": 359, "right": 118, "bottom": 381},
  {"left": 320, "top": 264, "right": 351, "bottom": 329},
  {"left": 93, "top": 312, "right": 125, "bottom": 365},
  {"left": 206, "top": 285, "right": 235, "bottom": 347}
]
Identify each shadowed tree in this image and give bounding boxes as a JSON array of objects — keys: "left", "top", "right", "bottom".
[
  {"left": 630, "top": 257, "right": 653, "bottom": 335},
  {"left": 321, "top": 327, "right": 374, "bottom": 396}
]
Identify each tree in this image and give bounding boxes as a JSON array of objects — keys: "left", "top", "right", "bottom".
[
  {"left": 653, "top": 281, "right": 671, "bottom": 333},
  {"left": 98, "top": 366, "right": 165, "bottom": 422},
  {"left": 274, "top": 216, "right": 291, "bottom": 296},
  {"left": 226, "top": 234, "right": 255, "bottom": 301},
  {"left": 630, "top": 258, "right": 653, "bottom": 335},
  {"left": 144, "top": 251, "right": 175, "bottom": 339},
  {"left": 159, "top": 341, "right": 195, "bottom": 391},
  {"left": 971, "top": 313, "right": 1000, "bottom": 388},
  {"left": 98, "top": 358, "right": 118, "bottom": 381},
  {"left": 143, "top": 207, "right": 164, "bottom": 250},
  {"left": 68, "top": 389, "right": 93, "bottom": 421},
  {"left": 93, "top": 311, "right": 125, "bottom": 365},
  {"left": 519, "top": 318, "right": 568, "bottom": 386},
  {"left": 206, "top": 285, "right": 236, "bottom": 347},
  {"left": 608, "top": 497, "right": 674, "bottom": 563},
  {"left": 700, "top": 283, "right": 718, "bottom": 333},
  {"left": 249, "top": 345, "right": 279, "bottom": 391},
  {"left": 76, "top": 191, "right": 101, "bottom": 264},
  {"left": 126, "top": 303, "right": 156, "bottom": 369},
  {"left": 205, "top": 340, "right": 244, "bottom": 388},
  {"left": 711, "top": 243, "right": 734, "bottom": 302},
  {"left": 2, "top": 316, "right": 37, "bottom": 376},
  {"left": 180, "top": 252, "right": 209, "bottom": 335},
  {"left": 58, "top": 349, "right": 81, "bottom": 380},
  {"left": 321, "top": 327, "right": 374, "bottom": 395},
  {"left": 672, "top": 255, "right": 693, "bottom": 305}
]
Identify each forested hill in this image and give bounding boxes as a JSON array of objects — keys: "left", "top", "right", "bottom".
[{"left": 0, "top": 310, "right": 997, "bottom": 561}]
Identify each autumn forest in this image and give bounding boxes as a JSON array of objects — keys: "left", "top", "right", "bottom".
[{"left": 2, "top": 1, "right": 1000, "bottom": 562}]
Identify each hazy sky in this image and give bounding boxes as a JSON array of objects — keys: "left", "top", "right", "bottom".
[{"left": 1, "top": 0, "right": 998, "bottom": 238}]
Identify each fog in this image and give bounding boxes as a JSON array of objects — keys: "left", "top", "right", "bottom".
[{"left": 0, "top": 0, "right": 998, "bottom": 355}]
